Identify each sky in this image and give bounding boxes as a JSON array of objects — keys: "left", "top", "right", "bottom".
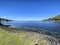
[{"left": 0, "top": 0, "right": 60, "bottom": 21}]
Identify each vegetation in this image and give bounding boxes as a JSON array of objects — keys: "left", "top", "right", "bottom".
[
  {"left": 0, "top": 28, "right": 52, "bottom": 45},
  {"left": 0, "top": 26, "right": 60, "bottom": 45},
  {"left": 43, "top": 15, "right": 60, "bottom": 21},
  {"left": 0, "top": 29, "right": 32, "bottom": 45}
]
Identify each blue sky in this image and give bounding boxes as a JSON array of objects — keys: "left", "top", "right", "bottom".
[{"left": 0, "top": 0, "right": 60, "bottom": 21}]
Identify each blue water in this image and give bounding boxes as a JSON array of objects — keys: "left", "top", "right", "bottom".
[{"left": 2, "top": 21, "right": 60, "bottom": 33}]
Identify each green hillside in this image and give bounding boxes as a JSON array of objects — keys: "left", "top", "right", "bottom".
[
  {"left": 43, "top": 15, "right": 60, "bottom": 21},
  {"left": 0, "top": 29, "right": 32, "bottom": 45}
]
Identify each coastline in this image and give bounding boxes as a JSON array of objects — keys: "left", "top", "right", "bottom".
[{"left": 0, "top": 25, "right": 60, "bottom": 45}]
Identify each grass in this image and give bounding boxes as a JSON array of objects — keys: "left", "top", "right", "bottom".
[
  {"left": 0, "top": 30, "right": 33, "bottom": 45},
  {"left": 0, "top": 28, "right": 52, "bottom": 45}
]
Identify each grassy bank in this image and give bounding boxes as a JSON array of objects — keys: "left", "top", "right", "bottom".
[
  {"left": 0, "top": 29, "right": 33, "bottom": 45},
  {"left": 0, "top": 28, "right": 50, "bottom": 45},
  {"left": 0, "top": 27, "right": 60, "bottom": 45}
]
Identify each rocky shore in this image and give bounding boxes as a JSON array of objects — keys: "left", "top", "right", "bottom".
[{"left": 0, "top": 25, "right": 60, "bottom": 45}]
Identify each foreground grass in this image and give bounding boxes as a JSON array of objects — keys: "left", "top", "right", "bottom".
[
  {"left": 0, "top": 28, "right": 59, "bottom": 45},
  {"left": 0, "top": 30, "right": 33, "bottom": 45}
]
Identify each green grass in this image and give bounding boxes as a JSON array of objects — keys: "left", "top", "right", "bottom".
[
  {"left": 0, "top": 29, "right": 51, "bottom": 45},
  {"left": 0, "top": 30, "right": 33, "bottom": 45}
]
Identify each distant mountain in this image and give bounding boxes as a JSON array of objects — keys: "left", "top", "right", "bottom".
[
  {"left": 43, "top": 15, "right": 60, "bottom": 21},
  {"left": 0, "top": 18, "right": 13, "bottom": 22}
]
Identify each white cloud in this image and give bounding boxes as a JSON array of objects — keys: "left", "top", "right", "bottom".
[
  {"left": 0, "top": 16, "right": 8, "bottom": 19},
  {"left": 0, "top": 16, "right": 42, "bottom": 21}
]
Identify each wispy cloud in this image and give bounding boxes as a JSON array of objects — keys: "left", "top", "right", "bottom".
[
  {"left": 0, "top": 16, "right": 43, "bottom": 21},
  {"left": 0, "top": 16, "right": 21, "bottom": 20}
]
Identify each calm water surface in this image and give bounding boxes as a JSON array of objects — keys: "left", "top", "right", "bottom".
[{"left": 2, "top": 21, "right": 60, "bottom": 33}]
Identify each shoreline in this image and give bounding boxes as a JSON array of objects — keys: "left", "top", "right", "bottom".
[
  {"left": 0, "top": 25, "right": 60, "bottom": 38},
  {"left": 0, "top": 25, "right": 60, "bottom": 45}
]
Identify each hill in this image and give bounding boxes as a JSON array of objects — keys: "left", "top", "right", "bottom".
[
  {"left": 43, "top": 15, "right": 60, "bottom": 21},
  {"left": 0, "top": 18, "right": 13, "bottom": 26},
  {"left": 0, "top": 18, "right": 13, "bottom": 22}
]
